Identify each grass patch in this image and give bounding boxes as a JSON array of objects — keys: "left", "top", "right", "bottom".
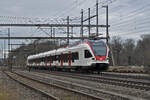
[
  {"left": 108, "top": 66, "right": 145, "bottom": 73},
  {"left": 0, "top": 85, "right": 19, "bottom": 100}
]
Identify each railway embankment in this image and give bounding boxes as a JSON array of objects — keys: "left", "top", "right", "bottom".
[{"left": 0, "top": 70, "right": 58, "bottom": 100}]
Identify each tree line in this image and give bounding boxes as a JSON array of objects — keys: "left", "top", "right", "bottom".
[
  {"left": 4, "top": 40, "right": 60, "bottom": 67},
  {"left": 2, "top": 34, "right": 150, "bottom": 69},
  {"left": 110, "top": 34, "right": 150, "bottom": 67}
]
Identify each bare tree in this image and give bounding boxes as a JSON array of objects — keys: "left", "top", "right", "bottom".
[
  {"left": 122, "top": 39, "right": 135, "bottom": 65},
  {"left": 111, "top": 37, "right": 123, "bottom": 66}
]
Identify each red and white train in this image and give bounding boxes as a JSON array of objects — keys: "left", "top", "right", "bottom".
[{"left": 27, "top": 40, "right": 109, "bottom": 72}]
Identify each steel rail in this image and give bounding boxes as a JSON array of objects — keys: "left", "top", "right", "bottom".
[
  {"left": 16, "top": 71, "right": 144, "bottom": 100},
  {"left": 6, "top": 71, "right": 104, "bottom": 100},
  {"left": 4, "top": 71, "right": 59, "bottom": 100},
  {"left": 40, "top": 71, "right": 150, "bottom": 91}
]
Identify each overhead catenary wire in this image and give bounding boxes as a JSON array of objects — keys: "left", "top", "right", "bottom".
[
  {"left": 0, "top": 0, "right": 117, "bottom": 40},
  {"left": 110, "top": 3, "right": 150, "bottom": 25},
  {"left": 111, "top": 16, "right": 150, "bottom": 31}
]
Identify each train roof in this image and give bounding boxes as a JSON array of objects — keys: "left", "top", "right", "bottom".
[{"left": 27, "top": 49, "right": 56, "bottom": 60}]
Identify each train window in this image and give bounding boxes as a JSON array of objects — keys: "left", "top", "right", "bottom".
[
  {"left": 55, "top": 55, "right": 58, "bottom": 61},
  {"left": 72, "top": 58, "right": 74, "bottom": 62},
  {"left": 35, "top": 59, "right": 37, "bottom": 63},
  {"left": 58, "top": 55, "right": 61, "bottom": 62},
  {"left": 64, "top": 54, "right": 68, "bottom": 62},
  {"left": 43, "top": 58, "right": 45, "bottom": 62},
  {"left": 45, "top": 57, "right": 49, "bottom": 62},
  {"left": 32, "top": 59, "right": 35, "bottom": 63},
  {"left": 84, "top": 50, "right": 92, "bottom": 58},
  {"left": 52, "top": 56, "right": 55, "bottom": 61},
  {"left": 28, "top": 60, "right": 31, "bottom": 63},
  {"left": 48, "top": 56, "right": 53, "bottom": 63},
  {"left": 56, "top": 55, "right": 58, "bottom": 61},
  {"left": 72, "top": 52, "right": 79, "bottom": 60},
  {"left": 50, "top": 56, "right": 53, "bottom": 63},
  {"left": 40, "top": 57, "right": 43, "bottom": 62},
  {"left": 63, "top": 54, "right": 66, "bottom": 62}
]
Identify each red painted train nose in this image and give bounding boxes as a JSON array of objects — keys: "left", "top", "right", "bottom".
[{"left": 95, "top": 56, "right": 106, "bottom": 61}]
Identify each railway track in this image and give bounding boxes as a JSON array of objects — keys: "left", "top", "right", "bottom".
[
  {"left": 4, "top": 71, "right": 59, "bottom": 100},
  {"left": 101, "top": 72, "right": 150, "bottom": 81},
  {"left": 15, "top": 70, "right": 149, "bottom": 100},
  {"left": 30, "top": 70, "right": 150, "bottom": 91},
  {"left": 4, "top": 71, "right": 106, "bottom": 100}
]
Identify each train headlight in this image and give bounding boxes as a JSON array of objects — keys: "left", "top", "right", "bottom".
[{"left": 92, "top": 58, "right": 95, "bottom": 60}]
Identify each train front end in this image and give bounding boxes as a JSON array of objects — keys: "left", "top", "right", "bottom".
[{"left": 88, "top": 40, "right": 109, "bottom": 71}]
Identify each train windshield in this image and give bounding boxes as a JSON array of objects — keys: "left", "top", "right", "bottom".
[{"left": 90, "top": 41, "right": 107, "bottom": 56}]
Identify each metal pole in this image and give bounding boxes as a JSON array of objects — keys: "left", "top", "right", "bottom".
[
  {"left": 53, "top": 28, "right": 56, "bottom": 48},
  {"left": 81, "top": 9, "right": 84, "bottom": 41},
  {"left": 3, "top": 40, "right": 4, "bottom": 60},
  {"left": 106, "top": 5, "right": 109, "bottom": 45},
  {"left": 3, "top": 39, "right": 6, "bottom": 66},
  {"left": 110, "top": 45, "right": 115, "bottom": 66},
  {"left": 3, "top": 40, "right": 6, "bottom": 64},
  {"left": 1, "top": 44, "right": 3, "bottom": 59},
  {"left": 96, "top": 0, "right": 99, "bottom": 37},
  {"left": 67, "top": 16, "right": 69, "bottom": 45},
  {"left": 51, "top": 26, "right": 53, "bottom": 37},
  {"left": 88, "top": 8, "right": 91, "bottom": 37},
  {"left": 8, "top": 28, "right": 12, "bottom": 71},
  {"left": 71, "top": 27, "right": 73, "bottom": 37}
]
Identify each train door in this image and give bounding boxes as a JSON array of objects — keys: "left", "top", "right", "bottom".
[
  {"left": 68, "top": 52, "right": 72, "bottom": 67},
  {"left": 78, "top": 48, "right": 84, "bottom": 66},
  {"left": 83, "top": 49, "right": 93, "bottom": 66},
  {"left": 50, "top": 56, "right": 52, "bottom": 66},
  {"left": 60, "top": 54, "right": 63, "bottom": 67},
  {"left": 45, "top": 57, "right": 47, "bottom": 67}
]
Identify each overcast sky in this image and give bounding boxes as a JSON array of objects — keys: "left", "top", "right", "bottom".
[
  {"left": 0, "top": 0, "right": 150, "bottom": 57},
  {"left": 0, "top": 0, "right": 149, "bottom": 37}
]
